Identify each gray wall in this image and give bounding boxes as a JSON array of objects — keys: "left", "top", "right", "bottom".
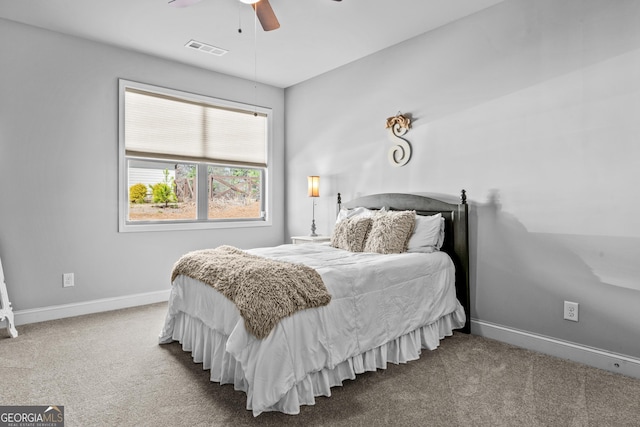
[
  {"left": 2, "top": 1, "right": 639, "bottom": 361},
  {"left": 0, "top": 19, "right": 285, "bottom": 310},
  {"left": 285, "top": 0, "right": 640, "bottom": 358}
]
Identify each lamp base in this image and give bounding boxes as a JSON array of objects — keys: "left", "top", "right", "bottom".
[{"left": 310, "top": 219, "right": 317, "bottom": 237}]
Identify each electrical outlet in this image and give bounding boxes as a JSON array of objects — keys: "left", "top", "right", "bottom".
[
  {"left": 564, "top": 301, "right": 579, "bottom": 322},
  {"left": 63, "top": 273, "right": 74, "bottom": 288}
]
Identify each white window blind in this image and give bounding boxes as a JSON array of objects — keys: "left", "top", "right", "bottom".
[{"left": 124, "top": 88, "right": 267, "bottom": 167}]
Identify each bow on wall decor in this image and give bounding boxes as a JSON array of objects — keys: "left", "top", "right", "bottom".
[{"left": 385, "top": 113, "right": 412, "bottom": 167}]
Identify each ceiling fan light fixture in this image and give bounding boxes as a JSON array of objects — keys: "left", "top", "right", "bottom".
[{"left": 239, "top": 0, "right": 260, "bottom": 4}]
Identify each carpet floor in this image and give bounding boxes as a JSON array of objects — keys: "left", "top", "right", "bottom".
[{"left": 1, "top": 303, "right": 639, "bottom": 426}]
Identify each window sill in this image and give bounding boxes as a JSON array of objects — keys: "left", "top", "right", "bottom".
[{"left": 118, "top": 219, "right": 271, "bottom": 233}]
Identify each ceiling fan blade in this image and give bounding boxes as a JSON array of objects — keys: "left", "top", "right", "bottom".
[
  {"left": 252, "top": 0, "right": 280, "bottom": 31},
  {"left": 168, "top": 0, "right": 202, "bottom": 7}
]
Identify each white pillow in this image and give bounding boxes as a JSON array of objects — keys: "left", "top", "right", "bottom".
[
  {"left": 335, "top": 206, "right": 383, "bottom": 223},
  {"left": 407, "top": 213, "right": 445, "bottom": 253}
]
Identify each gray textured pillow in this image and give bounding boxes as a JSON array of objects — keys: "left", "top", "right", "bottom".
[
  {"left": 363, "top": 210, "right": 416, "bottom": 254},
  {"left": 330, "top": 216, "right": 372, "bottom": 252}
]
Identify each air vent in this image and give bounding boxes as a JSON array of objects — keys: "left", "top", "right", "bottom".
[{"left": 185, "top": 39, "right": 228, "bottom": 56}]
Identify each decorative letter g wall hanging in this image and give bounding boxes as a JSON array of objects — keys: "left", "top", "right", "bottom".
[{"left": 385, "top": 113, "right": 412, "bottom": 167}]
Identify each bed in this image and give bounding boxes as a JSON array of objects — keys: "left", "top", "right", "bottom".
[{"left": 159, "top": 191, "right": 470, "bottom": 416}]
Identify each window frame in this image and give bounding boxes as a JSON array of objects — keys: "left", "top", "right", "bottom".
[{"left": 118, "top": 79, "right": 272, "bottom": 232}]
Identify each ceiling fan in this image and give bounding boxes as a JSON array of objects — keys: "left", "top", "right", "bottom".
[{"left": 169, "top": 0, "right": 341, "bottom": 32}]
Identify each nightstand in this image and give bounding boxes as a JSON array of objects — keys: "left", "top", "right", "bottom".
[{"left": 291, "top": 235, "right": 331, "bottom": 245}]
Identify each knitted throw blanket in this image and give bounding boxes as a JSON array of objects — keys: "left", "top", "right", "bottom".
[{"left": 170, "top": 245, "right": 331, "bottom": 339}]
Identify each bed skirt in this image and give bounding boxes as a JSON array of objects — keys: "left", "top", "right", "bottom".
[{"left": 165, "top": 307, "right": 466, "bottom": 416}]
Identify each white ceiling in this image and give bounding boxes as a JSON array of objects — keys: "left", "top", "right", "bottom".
[{"left": 0, "top": 0, "right": 504, "bottom": 88}]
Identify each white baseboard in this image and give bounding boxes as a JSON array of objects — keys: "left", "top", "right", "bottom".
[
  {"left": 11, "top": 289, "right": 171, "bottom": 326},
  {"left": 471, "top": 319, "right": 640, "bottom": 380},
  {"left": 6, "top": 300, "right": 640, "bottom": 380}
]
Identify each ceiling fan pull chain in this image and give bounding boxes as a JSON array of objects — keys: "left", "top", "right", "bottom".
[{"left": 253, "top": 6, "right": 258, "bottom": 116}]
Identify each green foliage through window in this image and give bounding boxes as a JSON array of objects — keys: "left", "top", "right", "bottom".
[
  {"left": 129, "top": 183, "right": 148, "bottom": 204},
  {"left": 150, "top": 169, "right": 177, "bottom": 207}
]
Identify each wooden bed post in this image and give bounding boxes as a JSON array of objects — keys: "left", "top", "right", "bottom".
[{"left": 454, "top": 189, "right": 470, "bottom": 334}]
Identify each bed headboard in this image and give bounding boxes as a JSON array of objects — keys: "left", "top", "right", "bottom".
[{"left": 339, "top": 191, "right": 470, "bottom": 334}]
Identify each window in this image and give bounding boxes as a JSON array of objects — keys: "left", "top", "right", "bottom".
[{"left": 118, "top": 80, "right": 271, "bottom": 232}]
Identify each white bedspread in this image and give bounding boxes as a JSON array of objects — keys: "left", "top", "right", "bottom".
[{"left": 159, "top": 243, "right": 464, "bottom": 416}]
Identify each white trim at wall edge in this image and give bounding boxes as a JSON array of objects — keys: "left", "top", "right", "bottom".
[
  {"left": 471, "top": 319, "right": 640, "bottom": 380},
  {"left": 8, "top": 290, "right": 171, "bottom": 326},
  {"left": 5, "top": 302, "right": 639, "bottom": 380}
]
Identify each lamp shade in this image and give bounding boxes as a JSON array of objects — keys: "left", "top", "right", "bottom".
[{"left": 307, "top": 176, "right": 320, "bottom": 197}]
